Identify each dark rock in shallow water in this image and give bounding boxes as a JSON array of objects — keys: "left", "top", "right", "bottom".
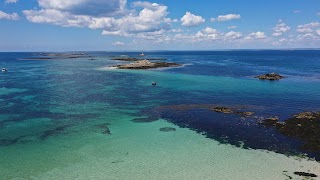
[
  {"left": 111, "top": 57, "right": 167, "bottom": 61},
  {"left": 277, "top": 111, "right": 320, "bottom": 153},
  {"left": 159, "top": 127, "right": 176, "bottom": 132},
  {"left": 255, "top": 73, "right": 284, "bottom": 80},
  {"left": 131, "top": 117, "right": 159, "bottom": 123},
  {"left": 114, "top": 60, "right": 181, "bottom": 69},
  {"left": 259, "top": 117, "right": 282, "bottom": 127},
  {"left": 0, "top": 136, "right": 26, "bottom": 146},
  {"left": 96, "top": 123, "right": 111, "bottom": 135},
  {"left": 40, "top": 125, "right": 72, "bottom": 140},
  {"left": 293, "top": 112, "right": 320, "bottom": 119},
  {"left": 213, "top": 107, "right": 233, "bottom": 114},
  {"left": 294, "top": 172, "right": 318, "bottom": 177},
  {"left": 235, "top": 111, "right": 255, "bottom": 117}
]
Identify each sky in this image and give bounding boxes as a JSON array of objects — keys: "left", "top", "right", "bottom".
[{"left": 0, "top": 0, "right": 320, "bottom": 51}]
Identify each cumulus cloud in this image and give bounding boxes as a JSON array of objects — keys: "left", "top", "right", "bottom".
[
  {"left": 181, "top": 12, "right": 205, "bottom": 27},
  {"left": 245, "top": 31, "right": 267, "bottom": 40},
  {"left": 5, "top": 0, "right": 18, "bottom": 4},
  {"left": 195, "top": 27, "right": 219, "bottom": 40},
  {"left": 23, "top": 1, "right": 175, "bottom": 37},
  {"left": 225, "top": 31, "right": 243, "bottom": 39},
  {"left": 272, "top": 21, "right": 291, "bottom": 36},
  {"left": 296, "top": 33, "right": 319, "bottom": 41},
  {"left": 0, "top": 10, "right": 19, "bottom": 20},
  {"left": 37, "top": 0, "right": 126, "bottom": 17},
  {"left": 211, "top": 14, "right": 240, "bottom": 22},
  {"left": 173, "top": 27, "right": 245, "bottom": 44},
  {"left": 272, "top": 38, "right": 287, "bottom": 46},
  {"left": 112, "top": 41, "right": 125, "bottom": 46},
  {"left": 296, "top": 22, "right": 319, "bottom": 34}
]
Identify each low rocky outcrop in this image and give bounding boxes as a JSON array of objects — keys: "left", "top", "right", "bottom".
[
  {"left": 293, "top": 112, "right": 320, "bottom": 119},
  {"left": 259, "top": 117, "right": 282, "bottom": 127},
  {"left": 156, "top": 104, "right": 256, "bottom": 119},
  {"left": 235, "top": 111, "right": 255, "bottom": 117},
  {"left": 213, "top": 107, "right": 233, "bottom": 114},
  {"left": 255, "top": 73, "right": 284, "bottom": 80},
  {"left": 159, "top": 127, "right": 176, "bottom": 132},
  {"left": 131, "top": 117, "right": 159, "bottom": 123},
  {"left": 115, "top": 60, "right": 181, "bottom": 69},
  {"left": 111, "top": 57, "right": 166, "bottom": 61},
  {"left": 96, "top": 123, "right": 111, "bottom": 135},
  {"left": 277, "top": 111, "right": 320, "bottom": 152},
  {"left": 294, "top": 172, "right": 318, "bottom": 178}
]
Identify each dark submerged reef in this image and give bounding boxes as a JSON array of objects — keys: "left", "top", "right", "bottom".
[
  {"left": 153, "top": 104, "right": 320, "bottom": 161},
  {"left": 255, "top": 73, "right": 284, "bottom": 80}
]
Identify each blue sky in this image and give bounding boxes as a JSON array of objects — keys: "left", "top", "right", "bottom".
[{"left": 0, "top": 0, "right": 319, "bottom": 51}]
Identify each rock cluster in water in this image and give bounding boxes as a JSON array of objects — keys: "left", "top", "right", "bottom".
[
  {"left": 157, "top": 104, "right": 255, "bottom": 118},
  {"left": 111, "top": 57, "right": 167, "bottom": 61},
  {"left": 259, "top": 117, "right": 281, "bottom": 127},
  {"left": 115, "top": 60, "right": 181, "bottom": 69},
  {"left": 277, "top": 112, "right": 320, "bottom": 152},
  {"left": 156, "top": 104, "right": 320, "bottom": 158},
  {"left": 294, "top": 171, "right": 318, "bottom": 178},
  {"left": 159, "top": 127, "right": 176, "bottom": 132},
  {"left": 255, "top": 73, "right": 284, "bottom": 80},
  {"left": 131, "top": 117, "right": 159, "bottom": 123},
  {"left": 260, "top": 111, "right": 320, "bottom": 152},
  {"left": 96, "top": 123, "right": 111, "bottom": 135},
  {"left": 23, "top": 52, "right": 93, "bottom": 60}
]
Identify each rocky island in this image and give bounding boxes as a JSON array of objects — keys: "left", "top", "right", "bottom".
[
  {"left": 111, "top": 57, "right": 167, "bottom": 61},
  {"left": 114, "top": 60, "right": 181, "bottom": 69},
  {"left": 255, "top": 73, "right": 284, "bottom": 80},
  {"left": 22, "top": 52, "right": 92, "bottom": 60}
]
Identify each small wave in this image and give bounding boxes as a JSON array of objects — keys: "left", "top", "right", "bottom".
[{"left": 97, "top": 66, "right": 118, "bottom": 71}]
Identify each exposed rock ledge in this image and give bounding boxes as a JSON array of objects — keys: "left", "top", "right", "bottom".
[
  {"left": 259, "top": 111, "right": 320, "bottom": 152},
  {"left": 114, "top": 60, "right": 181, "bottom": 69},
  {"left": 255, "top": 73, "right": 284, "bottom": 80}
]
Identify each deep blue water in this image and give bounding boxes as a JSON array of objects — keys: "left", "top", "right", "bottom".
[{"left": 0, "top": 50, "right": 320, "bottom": 160}]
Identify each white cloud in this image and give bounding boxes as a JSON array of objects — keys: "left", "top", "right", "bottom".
[
  {"left": 169, "top": 28, "right": 183, "bottom": 33},
  {"left": 0, "top": 11, "right": 19, "bottom": 20},
  {"left": 228, "top": 26, "right": 237, "bottom": 29},
  {"left": 297, "top": 33, "right": 319, "bottom": 41},
  {"left": 316, "top": 30, "right": 320, "bottom": 36},
  {"left": 211, "top": 14, "right": 241, "bottom": 22},
  {"left": 272, "top": 21, "right": 291, "bottom": 36},
  {"left": 24, "top": 1, "right": 175, "bottom": 37},
  {"left": 37, "top": 0, "right": 127, "bottom": 16},
  {"left": 135, "top": 29, "right": 171, "bottom": 42},
  {"left": 112, "top": 41, "right": 125, "bottom": 46},
  {"left": 202, "top": 27, "right": 218, "bottom": 34},
  {"left": 297, "top": 22, "right": 320, "bottom": 34},
  {"left": 245, "top": 31, "right": 267, "bottom": 40},
  {"left": 5, "top": 0, "right": 18, "bottom": 4},
  {"left": 225, "top": 31, "right": 243, "bottom": 39},
  {"left": 181, "top": 12, "right": 205, "bottom": 27},
  {"left": 317, "top": 12, "right": 320, "bottom": 16},
  {"left": 293, "top": 10, "right": 301, "bottom": 14},
  {"left": 194, "top": 27, "right": 220, "bottom": 41},
  {"left": 297, "top": 28, "right": 313, "bottom": 33},
  {"left": 174, "top": 27, "right": 245, "bottom": 45},
  {"left": 272, "top": 38, "right": 287, "bottom": 46}
]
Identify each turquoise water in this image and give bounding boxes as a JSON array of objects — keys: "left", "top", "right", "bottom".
[{"left": 0, "top": 51, "right": 320, "bottom": 179}]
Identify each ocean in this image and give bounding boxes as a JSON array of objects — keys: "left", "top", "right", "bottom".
[{"left": 0, "top": 50, "right": 320, "bottom": 179}]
